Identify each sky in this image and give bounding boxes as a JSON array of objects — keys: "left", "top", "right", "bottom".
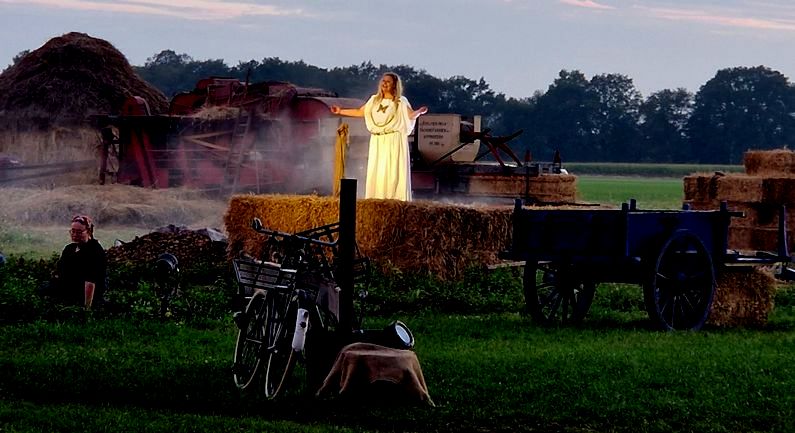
[{"left": 2, "top": 0, "right": 795, "bottom": 99}]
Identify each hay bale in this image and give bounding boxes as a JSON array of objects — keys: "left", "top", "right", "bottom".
[
  {"left": 727, "top": 226, "right": 793, "bottom": 253},
  {"left": 744, "top": 149, "right": 795, "bottom": 176},
  {"left": 762, "top": 177, "right": 795, "bottom": 204},
  {"left": 223, "top": 195, "right": 513, "bottom": 281},
  {"left": 714, "top": 174, "right": 764, "bottom": 202},
  {"left": 466, "top": 174, "right": 576, "bottom": 203},
  {"left": 0, "top": 32, "right": 168, "bottom": 129},
  {"left": 708, "top": 268, "right": 777, "bottom": 327},
  {"left": 682, "top": 174, "right": 765, "bottom": 203},
  {"left": 683, "top": 175, "right": 713, "bottom": 202}
]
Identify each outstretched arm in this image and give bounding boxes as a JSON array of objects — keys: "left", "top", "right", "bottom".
[
  {"left": 330, "top": 103, "right": 365, "bottom": 117},
  {"left": 410, "top": 105, "right": 429, "bottom": 120}
]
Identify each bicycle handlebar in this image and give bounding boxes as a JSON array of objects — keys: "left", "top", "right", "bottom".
[{"left": 251, "top": 218, "right": 337, "bottom": 248}]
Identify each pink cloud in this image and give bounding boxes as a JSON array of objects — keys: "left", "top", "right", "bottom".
[
  {"left": 0, "top": 0, "right": 304, "bottom": 20},
  {"left": 559, "top": 0, "right": 614, "bottom": 10},
  {"left": 639, "top": 6, "right": 795, "bottom": 32}
]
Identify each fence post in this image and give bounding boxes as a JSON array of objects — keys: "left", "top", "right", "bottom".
[{"left": 337, "top": 178, "right": 356, "bottom": 334}]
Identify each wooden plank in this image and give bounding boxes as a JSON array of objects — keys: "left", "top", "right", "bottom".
[
  {"left": 183, "top": 136, "right": 231, "bottom": 152},
  {"left": 487, "top": 260, "right": 526, "bottom": 269}
]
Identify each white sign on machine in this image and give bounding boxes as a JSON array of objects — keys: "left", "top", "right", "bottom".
[{"left": 417, "top": 114, "right": 481, "bottom": 164}]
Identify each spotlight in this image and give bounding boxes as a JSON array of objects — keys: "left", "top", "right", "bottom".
[{"left": 155, "top": 253, "right": 179, "bottom": 278}]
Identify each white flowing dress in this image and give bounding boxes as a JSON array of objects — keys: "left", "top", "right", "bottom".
[{"left": 363, "top": 95, "right": 416, "bottom": 201}]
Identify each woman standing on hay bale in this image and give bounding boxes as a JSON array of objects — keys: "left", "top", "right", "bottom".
[{"left": 331, "top": 72, "right": 428, "bottom": 201}]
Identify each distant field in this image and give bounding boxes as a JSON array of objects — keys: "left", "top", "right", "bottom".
[
  {"left": 565, "top": 162, "right": 743, "bottom": 177},
  {"left": 576, "top": 175, "right": 684, "bottom": 210}
]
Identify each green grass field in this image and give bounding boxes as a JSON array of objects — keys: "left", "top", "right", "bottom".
[
  {"left": 576, "top": 175, "right": 685, "bottom": 209},
  {"left": 1, "top": 311, "right": 793, "bottom": 433},
  {"left": 3, "top": 171, "right": 795, "bottom": 433}
]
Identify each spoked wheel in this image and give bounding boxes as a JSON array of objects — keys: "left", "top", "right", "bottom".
[
  {"left": 644, "top": 230, "right": 715, "bottom": 331},
  {"left": 262, "top": 291, "right": 299, "bottom": 399},
  {"left": 523, "top": 262, "right": 596, "bottom": 326},
  {"left": 232, "top": 290, "right": 267, "bottom": 389}
]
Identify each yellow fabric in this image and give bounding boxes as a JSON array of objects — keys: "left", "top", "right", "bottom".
[
  {"left": 333, "top": 123, "right": 349, "bottom": 197},
  {"left": 362, "top": 95, "right": 415, "bottom": 201}
]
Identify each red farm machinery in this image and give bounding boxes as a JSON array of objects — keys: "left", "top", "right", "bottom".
[
  {"left": 93, "top": 77, "right": 369, "bottom": 195},
  {"left": 93, "top": 77, "right": 571, "bottom": 202}
]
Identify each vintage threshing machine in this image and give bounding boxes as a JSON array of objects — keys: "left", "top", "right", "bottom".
[
  {"left": 94, "top": 77, "right": 570, "bottom": 201},
  {"left": 412, "top": 114, "right": 569, "bottom": 203},
  {"left": 94, "top": 77, "right": 368, "bottom": 195}
]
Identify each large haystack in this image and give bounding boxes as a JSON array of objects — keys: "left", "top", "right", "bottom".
[
  {"left": 0, "top": 32, "right": 168, "bottom": 167},
  {"left": 0, "top": 32, "right": 167, "bottom": 125}
]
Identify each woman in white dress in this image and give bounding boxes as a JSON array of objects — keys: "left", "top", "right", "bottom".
[{"left": 330, "top": 72, "right": 428, "bottom": 201}]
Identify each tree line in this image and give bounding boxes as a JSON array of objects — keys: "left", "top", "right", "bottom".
[{"left": 132, "top": 50, "right": 795, "bottom": 164}]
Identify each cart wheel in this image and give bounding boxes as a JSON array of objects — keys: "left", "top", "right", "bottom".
[
  {"left": 644, "top": 230, "right": 715, "bottom": 331},
  {"left": 232, "top": 290, "right": 267, "bottom": 389},
  {"left": 262, "top": 291, "right": 299, "bottom": 399},
  {"left": 523, "top": 262, "right": 596, "bottom": 326}
]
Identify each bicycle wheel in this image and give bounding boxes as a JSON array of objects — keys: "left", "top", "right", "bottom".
[
  {"left": 262, "top": 291, "right": 299, "bottom": 399},
  {"left": 232, "top": 290, "right": 267, "bottom": 389}
]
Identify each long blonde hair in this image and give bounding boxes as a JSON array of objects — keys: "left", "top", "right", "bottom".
[{"left": 375, "top": 72, "right": 403, "bottom": 103}]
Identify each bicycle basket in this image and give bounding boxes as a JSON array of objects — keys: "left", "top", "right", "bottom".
[{"left": 233, "top": 257, "right": 298, "bottom": 299}]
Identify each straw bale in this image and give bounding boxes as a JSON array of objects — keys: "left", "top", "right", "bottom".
[
  {"left": 714, "top": 174, "right": 764, "bottom": 202},
  {"left": 683, "top": 173, "right": 717, "bottom": 201},
  {"left": 466, "top": 174, "right": 576, "bottom": 202},
  {"left": 708, "top": 268, "right": 777, "bottom": 327},
  {"left": 683, "top": 175, "right": 713, "bottom": 202},
  {"left": 224, "top": 195, "right": 513, "bottom": 281},
  {"left": 744, "top": 149, "right": 795, "bottom": 176},
  {"left": 682, "top": 174, "right": 766, "bottom": 203},
  {"left": 762, "top": 177, "right": 795, "bottom": 204},
  {"left": 727, "top": 226, "right": 793, "bottom": 252}
]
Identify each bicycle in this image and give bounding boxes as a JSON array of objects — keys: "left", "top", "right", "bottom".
[{"left": 231, "top": 218, "right": 396, "bottom": 399}]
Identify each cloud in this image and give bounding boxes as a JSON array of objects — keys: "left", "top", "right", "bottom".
[
  {"left": 638, "top": 5, "right": 795, "bottom": 32},
  {"left": 559, "top": 0, "right": 614, "bottom": 10},
  {"left": 0, "top": 0, "right": 304, "bottom": 20}
]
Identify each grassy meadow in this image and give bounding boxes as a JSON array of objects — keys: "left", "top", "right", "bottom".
[
  {"left": 2, "top": 168, "right": 795, "bottom": 433},
  {"left": 576, "top": 175, "right": 685, "bottom": 209}
]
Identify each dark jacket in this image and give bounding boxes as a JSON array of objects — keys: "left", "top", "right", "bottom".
[{"left": 54, "top": 239, "right": 107, "bottom": 306}]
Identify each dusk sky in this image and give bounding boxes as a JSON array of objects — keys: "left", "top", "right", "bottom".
[{"left": 2, "top": 0, "right": 795, "bottom": 99}]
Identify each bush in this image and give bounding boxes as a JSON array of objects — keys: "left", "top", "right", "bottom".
[{"left": 0, "top": 253, "right": 237, "bottom": 325}]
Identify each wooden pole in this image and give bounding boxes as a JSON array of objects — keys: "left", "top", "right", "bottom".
[{"left": 337, "top": 178, "right": 356, "bottom": 334}]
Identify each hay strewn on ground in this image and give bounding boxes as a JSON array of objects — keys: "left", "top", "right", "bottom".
[
  {"left": 224, "top": 195, "right": 514, "bottom": 281},
  {"left": 0, "top": 185, "right": 226, "bottom": 229}
]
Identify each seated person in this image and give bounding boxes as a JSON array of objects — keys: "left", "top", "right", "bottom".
[{"left": 41, "top": 215, "right": 107, "bottom": 309}]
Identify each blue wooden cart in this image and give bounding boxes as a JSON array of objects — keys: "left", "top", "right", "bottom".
[{"left": 502, "top": 199, "right": 793, "bottom": 330}]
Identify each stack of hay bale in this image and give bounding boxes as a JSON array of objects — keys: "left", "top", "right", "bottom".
[{"left": 683, "top": 149, "right": 793, "bottom": 326}]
